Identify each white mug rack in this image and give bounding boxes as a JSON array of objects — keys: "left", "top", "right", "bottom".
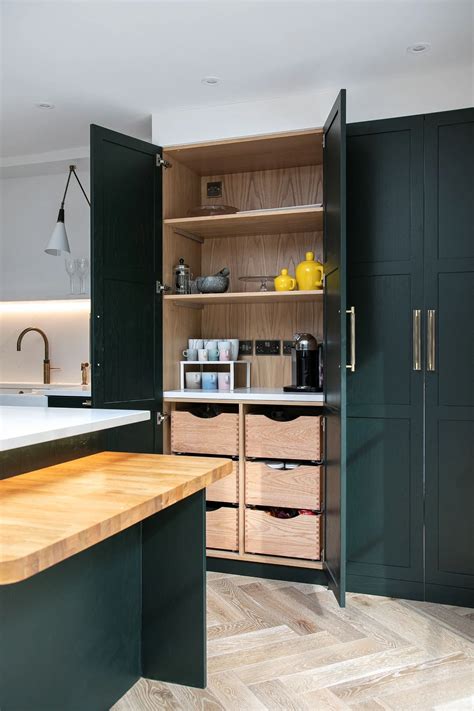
[{"left": 179, "top": 360, "right": 251, "bottom": 391}]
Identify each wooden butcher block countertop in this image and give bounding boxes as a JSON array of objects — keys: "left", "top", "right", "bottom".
[{"left": 0, "top": 452, "right": 233, "bottom": 585}]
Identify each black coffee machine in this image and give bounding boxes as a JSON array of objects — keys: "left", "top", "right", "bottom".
[{"left": 283, "top": 332, "right": 322, "bottom": 392}]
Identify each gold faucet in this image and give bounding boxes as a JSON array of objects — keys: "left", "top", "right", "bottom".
[{"left": 16, "top": 327, "right": 55, "bottom": 385}]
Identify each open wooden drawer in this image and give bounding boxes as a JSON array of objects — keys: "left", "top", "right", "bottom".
[
  {"left": 245, "top": 461, "right": 322, "bottom": 510},
  {"left": 207, "top": 460, "right": 239, "bottom": 503},
  {"left": 171, "top": 410, "right": 239, "bottom": 456},
  {"left": 206, "top": 505, "right": 239, "bottom": 551},
  {"left": 245, "top": 508, "right": 321, "bottom": 560},
  {"left": 245, "top": 414, "right": 322, "bottom": 461}
]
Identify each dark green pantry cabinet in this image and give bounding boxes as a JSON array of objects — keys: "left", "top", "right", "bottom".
[{"left": 347, "top": 108, "right": 474, "bottom": 606}]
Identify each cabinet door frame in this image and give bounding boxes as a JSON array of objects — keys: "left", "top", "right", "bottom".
[{"left": 323, "top": 89, "right": 347, "bottom": 607}]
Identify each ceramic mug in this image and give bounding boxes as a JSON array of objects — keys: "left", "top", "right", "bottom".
[
  {"left": 185, "top": 372, "right": 201, "bottom": 389},
  {"left": 198, "top": 348, "right": 208, "bottom": 362},
  {"left": 204, "top": 340, "right": 218, "bottom": 351},
  {"left": 218, "top": 372, "right": 231, "bottom": 391},
  {"left": 207, "top": 348, "right": 219, "bottom": 361},
  {"left": 202, "top": 372, "right": 217, "bottom": 390},
  {"left": 219, "top": 347, "right": 231, "bottom": 362},
  {"left": 228, "top": 339, "right": 239, "bottom": 361},
  {"left": 182, "top": 348, "right": 198, "bottom": 361},
  {"left": 218, "top": 341, "right": 230, "bottom": 351},
  {"left": 188, "top": 338, "right": 203, "bottom": 350}
]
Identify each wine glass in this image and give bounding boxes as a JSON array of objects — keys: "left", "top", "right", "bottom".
[
  {"left": 64, "top": 258, "right": 77, "bottom": 295},
  {"left": 75, "top": 258, "right": 89, "bottom": 295}
]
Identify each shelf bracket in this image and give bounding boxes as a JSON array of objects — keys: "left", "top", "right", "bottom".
[{"left": 173, "top": 228, "right": 204, "bottom": 244}]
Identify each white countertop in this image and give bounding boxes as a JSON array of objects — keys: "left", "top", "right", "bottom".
[
  {"left": 40, "top": 387, "right": 92, "bottom": 397},
  {"left": 164, "top": 388, "right": 324, "bottom": 404},
  {"left": 0, "top": 406, "right": 150, "bottom": 452}
]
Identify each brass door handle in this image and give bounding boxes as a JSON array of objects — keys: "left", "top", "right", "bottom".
[
  {"left": 427, "top": 309, "right": 436, "bottom": 372},
  {"left": 346, "top": 307, "right": 356, "bottom": 372},
  {"left": 413, "top": 309, "right": 421, "bottom": 371}
]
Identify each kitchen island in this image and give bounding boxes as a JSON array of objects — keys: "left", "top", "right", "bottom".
[{"left": 0, "top": 406, "right": 233, "bottom": 711}]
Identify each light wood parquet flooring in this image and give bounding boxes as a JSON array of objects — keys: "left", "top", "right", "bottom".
[{"left": 112, "top": 572, "right": 474, "bottom": 710}]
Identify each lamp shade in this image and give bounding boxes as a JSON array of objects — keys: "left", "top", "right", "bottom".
[{"left": 45, "top": 208, "right": 71, "bottom": 256}]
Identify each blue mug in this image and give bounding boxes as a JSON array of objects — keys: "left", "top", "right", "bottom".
[
  {"left": 207, "top": 349, "right": 219, "bottom": 361},
  {"left": 202, "top": 372, "right": 217, "bottom": 390}
]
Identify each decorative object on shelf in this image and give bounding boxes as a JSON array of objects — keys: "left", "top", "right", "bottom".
[
  {"left": 80, "top": 361, "right": 89, "bottom": 386},
  {"left": 64, "top": 258, "right": 77, "bottom": 295},
  {"left": 202, "top": 372, "right": 218, "bottom": 390},
  {"left": 274, "top": 268, "right": 297, "bottom": 292},
  {"left": 75, "top": 258, "right": 89, "bottom": 294},
  {"left": 207, "top": 348, "right": 219, "bottom": 361},
  {"left": 227, "top": 339, "right": 239, "bottom": 361},
  {"left": 218, "top": 373, "right": 231, "bottom": 391},
  {"left": 239, "top": 275, "right": 277, "bottom": 292},
  {"left": 45, "top": 165, "right": 90, "bottom": 256},
  {"left": 186, "top": 205, "right": 238, "bottom": 217},
  {"left": 196, "top": 267, "right": 230, "bottom": 294},
  {"left": 174, "top": 258, "right": 192, "bottom": 294},
  {"left": 182, "top": 348, "right": 198, "bottom": 361},
  {"left": 188, "top": 338, "right": 203, "bottom": 350},
  {"left": 295, "top": 252, "right": 324, "bottom": 290},
  {"left": 198, "top": 348, "right": 209, "bottom": 362},
  {"left": 284, "top": 332, "right": 320, "bottom": 393},
  {"left": 219, "top": 347, "right": 231, "bottom": 362},
  {"left": 179, "top": 360, "right": 251, "bottom": 391},
  {"left": 185, "top": 372, "right": 201, "bottom": 389}
]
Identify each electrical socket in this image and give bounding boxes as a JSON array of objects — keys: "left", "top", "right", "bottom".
[
  {"left": 283, "top": 340, "right": 293, "bottom": 355},
  {"left": 255, "top": 340, "right": 280, "bottom": 356},
  {"left": 239, "top": 340, "right": 253, "bottom": 356},
  {"left": 206, "top": 181, "right": 222, "bottom": 197}
]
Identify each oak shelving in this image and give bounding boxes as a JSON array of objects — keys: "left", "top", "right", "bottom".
[{"left": 165, "top": 289, "right": 323, "bottom": 307}]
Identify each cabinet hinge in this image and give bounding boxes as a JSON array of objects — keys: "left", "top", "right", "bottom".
[
  {"left": 322, "top": 134, "right": 326, "bottom": 149},
  {"left": 156, "top": 412, "right": 169, "bottom": 426},
  {"left": 156, "top": 155, "right": 171, "bottom": 169},
  {"left": 156, "top": 281, "right": 171, "bottom": 295}
]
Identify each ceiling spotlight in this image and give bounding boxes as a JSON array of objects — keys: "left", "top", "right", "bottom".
[
  {"left": 201, "top": 76, "right": 220, "bottom": 85},
  {"left": 407, "top": 43, "right": 431, "bottom": 54},
  {"left": 36, "top": 102, "right": 55, "bottom": 109}
]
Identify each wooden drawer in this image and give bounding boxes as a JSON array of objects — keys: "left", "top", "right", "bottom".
[
  {"left": 245, "top": 509, "right": 321, "bottom": 560},
  {"left": 207, "top": 460, "right": 239, "bottom": 503},
  {"left": 171, "top": 411, "right": 239, "bottom": 456},
  {"left": 245, "top": 414, "right": 322, "bottom": 461},
  {"left": 206, "top": 506, "right": 238, "bottom": 551},
  {"left": 245, "top": 461, "right": 321, "bottom": 510}
]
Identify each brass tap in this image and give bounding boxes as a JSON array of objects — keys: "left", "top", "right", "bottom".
[{"left": 16, "top": 327, "right": 55, "bottom": 384}]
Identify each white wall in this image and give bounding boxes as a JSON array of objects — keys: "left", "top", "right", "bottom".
[
  {"left": 0, "top": 170, "right": 90, "bottom": 300},
  {"left": 152, "top": 65, "right": 473, "bottom": 145},
  {"left": 0, "top": 301, "right": 90, "bottom": 385}
]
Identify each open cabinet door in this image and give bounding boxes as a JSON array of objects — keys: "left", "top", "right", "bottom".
[
  {"left": 91, "top": 125, "right": 163, "bottom": 451},
  {"left": 323, "top": 91, "right": 347, "bottom": 606}
]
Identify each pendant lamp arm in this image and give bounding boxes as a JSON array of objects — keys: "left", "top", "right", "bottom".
[
  {"left": 71, "top": 166, "right": 91, "bottom": 207},
  {"left": 60, "top": 166, "right": 74, "bottom": 208}
]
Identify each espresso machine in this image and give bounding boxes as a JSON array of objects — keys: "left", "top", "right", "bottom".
[{"left": 284, "top": 332, "right": 322, "bottom": 392}]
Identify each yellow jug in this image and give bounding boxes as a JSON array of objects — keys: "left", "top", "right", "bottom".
[
  {"left": 274, "top": 268, "right": 296, "bottom": 292},
  {"left": 296, "top": 252, "right": 324, "bottom": 290}
]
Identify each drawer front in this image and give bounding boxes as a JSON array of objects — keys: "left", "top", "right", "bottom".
[
  {"left": 245, "top": 509, "right": 321, "bottom": 560},
  {"left": 171, "top": 411, "right": 239, "bottom": 456},
  {"left": 245, "top": 415, "right": 322, "bottom": 461},
  {"left": 206, "top": 506, "right": 238, "bottom": 551},
  {"left": 245, "top": 461, "right": 321, "bottom": 510},
  {"left": 207, "top": 461, "right": 239, "bottom": 503}
]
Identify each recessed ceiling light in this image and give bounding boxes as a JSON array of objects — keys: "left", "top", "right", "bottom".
[
  {"left": 36, "top": 102, "right": 55, "bottom": 109},
  {"left": 407, "top": 43, "right": 431, "bottom": 55},
  {"left": 201, "top": 76, "right": 220, "bottom": 85}
]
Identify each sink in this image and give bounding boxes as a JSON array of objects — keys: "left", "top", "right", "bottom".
[{"left": 0, "top": 392, "right": 48, "bottom": 406}]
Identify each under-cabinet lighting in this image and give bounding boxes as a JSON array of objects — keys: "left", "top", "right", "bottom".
[{"left": 0, "top": 299, "right": 91, "bottom": 314}]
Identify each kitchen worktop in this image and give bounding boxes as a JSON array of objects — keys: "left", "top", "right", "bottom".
[
  {"left": 0, "top": 406, "right": 149, "bottom": 451},
  {"left": 0, "top": 451, "right": 232, "bottom": 584}
]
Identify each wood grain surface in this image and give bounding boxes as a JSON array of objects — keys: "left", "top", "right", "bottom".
[
  {"left": 113, "top": 572, "right": 474, "bottom": 710},
  {"left": 245, "top": 509, "right": 321, "bottom": 560},
  {"left": 245, "top": 461, "right": 322, "bottom": 510},
  {"left": 0, "top": 452, "right": 233, "bottom": 584}
]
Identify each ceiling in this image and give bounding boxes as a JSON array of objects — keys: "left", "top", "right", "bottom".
[{"left": 1, "top": 0, "right": 473, "bottom": 157}]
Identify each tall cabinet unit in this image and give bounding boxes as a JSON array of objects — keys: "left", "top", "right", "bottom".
[
  {"left": 347, "top": 107, "right": 474, "bottom": 607},
  {"left": 90, "top": 90, "right": 348, "bottom": 607}
]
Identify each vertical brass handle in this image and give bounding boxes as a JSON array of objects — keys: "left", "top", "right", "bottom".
[
  {"left": 346, "top": 307, "right": 356, "bottom": 372},
  {"left": 427, "top": 309, "right": 436, "bottom": 372},
  {"left": 413, "top": 309, "right": 421, "bottom": 371}
]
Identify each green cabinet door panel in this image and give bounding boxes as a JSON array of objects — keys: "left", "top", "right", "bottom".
[
  {"left": 323, "top": 90, "right": 347, "bottom": 607},
  {"left": 346, "top": 117, "right": 424, "bottom": 594}
]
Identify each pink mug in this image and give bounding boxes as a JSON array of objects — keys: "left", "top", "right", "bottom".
[
  {"left": 219, "top": 347, "right": 231, "bottom": 362},
  {"left": 218, "top": 372, "right": 231, "bottom": 391}
]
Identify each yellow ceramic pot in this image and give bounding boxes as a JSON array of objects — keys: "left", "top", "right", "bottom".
[
  {"left": 274, "top": 268, "right": 296, "bottom": 291},
  {"left": 296, "top": 252, "right": 324, "bottom": 290}
]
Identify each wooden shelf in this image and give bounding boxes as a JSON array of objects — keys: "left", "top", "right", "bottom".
[
  {"left": 165, "top": 205, "right": 323, "bottom": 239},
  {"left": 206, "top": 548, "right": 324, "bottom": 570},
  {"left": 165, "top": 289, "right": 323, "bottom": 307},
  {"left": 164, "top": 128, "right": 323, "bottom": 175}
]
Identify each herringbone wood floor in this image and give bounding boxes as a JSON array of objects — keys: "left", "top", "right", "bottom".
[{"left": 112, "top": 572, "right": 474, "bottom": 710}]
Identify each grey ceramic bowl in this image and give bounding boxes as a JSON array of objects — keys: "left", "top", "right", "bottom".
[{"left": 196, "top": 275, "right": 229, "bottom": 293}]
